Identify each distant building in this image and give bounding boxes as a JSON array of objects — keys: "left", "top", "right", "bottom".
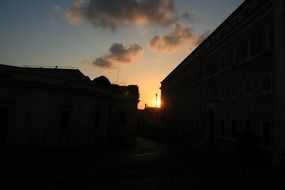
[
  {"left": 161, "top": 0, "right": 285, "bottom": 167},
  {"left": 0, "top": 64, "right": 139, "bottom": 147},
  {"left": 137, "top": 107, "right": 161, "bottom": 139}
]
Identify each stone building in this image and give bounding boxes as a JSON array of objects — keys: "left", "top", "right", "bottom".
[
  {"left": 0, "top": 64, "right": 139, "bottom": 147},
  {"left": 160, "top": 0, "right": 285, "bottom": 166}
]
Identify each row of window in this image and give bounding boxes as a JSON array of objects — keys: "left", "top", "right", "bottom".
[
  {"left": 59, "top": 109, "right": 127, "bottom": 131},
  {"left": 165, "top": 75, "right": 272, "bottom": 103},
  {"left": 219, "top": 119, "right": 272, "bottom": 147},
  {"left": 202, "top": 26, "right": 273, "bottom": 79},
  {"left": 220, "top": 74, "right": 272, "bottom": 100},
  {"left": 171, "top": 0, "right": 272, "bottom": 87},
  {"left": 185, "top": 0, "right": 268, "bottom": 66},
  {"left": 59, "top": 109, "right": 102, "bottom": 131},
  {"left": 167, "top": 73, "right": 272, "bottom": 100},
  {"left": 167, "top": 23, "right": 274, "bottom": 93}
]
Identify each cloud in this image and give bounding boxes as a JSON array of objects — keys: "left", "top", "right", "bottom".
[
  {"left": 65, "top": 0, "right": 177, "bottom": 30},
  {"left": 181, "top": 10, "right": 196, "bottom": 23},
  {"left": 93, "top": 57, "right": 113, "bottom": 68},
  {"left": 65, "top": 0, "right": 85, "bottom": 25},
  {"left": 149, "top": 23, "right": 204, "bottom": 53},
  {"left": 83, "top": 43, "right": 143, "bottom": 69}
]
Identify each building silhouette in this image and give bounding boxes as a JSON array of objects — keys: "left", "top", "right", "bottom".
[
  {"left": 0, "top": 64, "right": 139, "bottom": 147},
  {"left": 160, "top": 0, "right": 285, "bottom": 167},
  {"left": 137, "top": 107, "right": 161, "bottom": 139}
]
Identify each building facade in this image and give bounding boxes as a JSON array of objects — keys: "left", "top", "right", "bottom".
[
  {"left": 161, "top": 0, "right": 285, "bottom": 166},
  {"left": 0, "top": 64, "right": 139, "bottom": 147}
]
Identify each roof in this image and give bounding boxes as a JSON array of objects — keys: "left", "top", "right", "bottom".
[
  {"left": 0, "top": 64, "right": 139, "bottom": 99},
  {"left": 161, "top": 0, "right": 251, "bottom": 85},
  {"left": 0, "top": 64, "right": 89, "bottom": 82}
]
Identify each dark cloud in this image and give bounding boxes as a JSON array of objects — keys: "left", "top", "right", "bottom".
[
  {"left": 181, "top": 11, "right": 195, "bottom": 23},
  {"left": 149, "top": 23, "right": 196, "bottom": 52},
  {"left": 66, "top": 0, "right": 177, "bottom": 30},
  {"left": 84, "top": 43, "right": 143, "bottom": 69},
  {"left": 149, "top": 23, "right": 211, "bottom": 53},
  {"left": 108, "top": 43, "right": 143, "bottom": 63},
  {"left": 92, "top": 57, "right": 113, "bottom": 68}
]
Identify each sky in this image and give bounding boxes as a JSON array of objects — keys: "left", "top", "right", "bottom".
[{"left": 0, "top": 0, "right": 244, "bottom": 109}]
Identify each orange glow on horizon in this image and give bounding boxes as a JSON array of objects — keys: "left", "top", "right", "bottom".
[
  {"left": 156, "top": 98, "right": 161, "bottom": 108},
  {"left": 140, "top": 93, "right": 161, "bottom": 109}
]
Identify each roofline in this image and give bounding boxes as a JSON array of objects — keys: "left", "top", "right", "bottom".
[
  {"left": 0, "top": 64, "right": 79, "bottom": 70},
  {"left": 161, "top": 0, "right": 248, "bottom": 85}
]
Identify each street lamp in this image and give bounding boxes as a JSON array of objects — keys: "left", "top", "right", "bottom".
[{"left": 156, "top": 93, "right": 158, "bottom": 108}]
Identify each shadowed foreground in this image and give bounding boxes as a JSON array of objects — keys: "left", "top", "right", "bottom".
[{"left": 1, "top": 137, "right": 284, "bottom": 189}]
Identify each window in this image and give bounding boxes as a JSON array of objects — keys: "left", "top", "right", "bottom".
[
  {"left": 0, "top": 107, "right": 9, "bottom": 144},
  {"left": 60, "top": 110, "right": 69, "bottom": 130},
  {"left": 259, "top": 29, "right": 268, "bottom": 52},
  {"left": 119, "top": 112, "right": 127, "bottom": 126},
  {"left": 268, "top": 25, "right": 274, "bottom": 48},
  {"left": 231, "top": 85, "right": 237, "bottom": 98},
  {"left": 243, "top": 6, "right": 251, "bottom": 16},
  {"left": 262, "top": 121, "right": 272, "bottom": 147},
  {"left": 211, "top": 59, "right": 218, "bottom": 74},
  {"left": 231, "top": 120, "right": 237, "bottom": 138},
  {"left": 227, "top": 48, "right": 235, "bottom": 66},
  {"left": 237, "top": 38, "right": 251, "bottom": 63},
  {"left": 220, "top": 87, "right": 226, "bottom": 100},
  {"left": 256, "top": 27, "right": 273, "bottom": 54},
  {"left": 245, "top": 38, "right": 252, "bottom": 59},
  {"left": 220, "top": 54, "right": 226, "bottom": 70},
  {"left": 237, "top": 42, "right": 243, "bottom": 63},
  {"left": 220, "top": 119, "right": 225, "bottom": 137},
  {"left": 261, "top": 75, "right": 272, "bottom": 93},
  {"left": 245, "top": 120, "right": 251, "bottom": 133},
  {"left": 205, "top": 64, "right": 211, "bottom": 77},
  {"left": 94, "top": 111, "right": 101, "bottom": 129},
  {"left": 244, "top": 80, "right": 253, "bottom": 96}
]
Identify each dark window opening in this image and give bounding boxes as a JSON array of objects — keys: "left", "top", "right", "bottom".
[
  {"left": 119, "top": 112, "right": 127, "bottom": 126},
  {"left": 256, "top": 28, "right": 272, "bottom": 54},
  {"left": 269, "top": 25, "right": 274, "bottom": 48},
  {"left": 262, "top": 75, "right": 272, "bottom": 93},
  {"left": 207, "top": 110, "right": 215, "bottom": 144},
  {"left": 237, "top": 39, "right": 251, "bottom": 63},
  {"left": 231, "top": 85, "right": 237, "bottom": 98},
  {"left": 94, "top": 111, "right": 101, "bottom": 129},
  {"left": 0, "top": 107, "right": 9, "bottom": 144},
  {"left": 211, "top": 59, "right": 217, "bottom": 74},
  {"left": 231, "top": 120, "right": 237, "bottom": 138},
  {"left": 259, "top": 29, "right": 267, "bottom": 52},
  {"left": 227, "top": 48, "right": 235, "bottom": 66},
  {"left": 221, "top": 87, "right": 226, "bottom": 100},
  {"left": 245, "top": 120, "right": 251, "bottom": 133},
  {"left": 119, "top": 136, "right": 125, "bottom": 145},
  {"left": 220, "top": 120, "right": 225, "bottom": 137},
  {"left": 60, "top": 110, "right": 69, "bottom": 130},
  {"left": 244, "top": 80, "right": 252, "bottom": 96},
  {"left": 220, "top": 54, "right": 226, "bottom": 70},
  {"left": 262, "top": 121, "right": 272, "bottom": 147}
]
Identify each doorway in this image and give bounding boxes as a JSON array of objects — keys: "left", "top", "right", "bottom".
[
  {"left": 207, "top": 109, "right": 215, "bottom": 145},
  {"left": 0, "top": 108, "right": 9, "bottom": 145}
]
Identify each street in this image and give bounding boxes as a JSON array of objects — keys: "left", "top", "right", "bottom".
[{"left": 1, "top": 137, "right": 284, "bottom": 189}]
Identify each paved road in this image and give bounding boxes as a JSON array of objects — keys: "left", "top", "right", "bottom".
[{"left": 1, "top": 138, "right": 284, "bottom": 189}]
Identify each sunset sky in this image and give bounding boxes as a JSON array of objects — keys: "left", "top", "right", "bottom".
[{"left": 0, "top": 0, "right": 244, "bottom": 109}]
